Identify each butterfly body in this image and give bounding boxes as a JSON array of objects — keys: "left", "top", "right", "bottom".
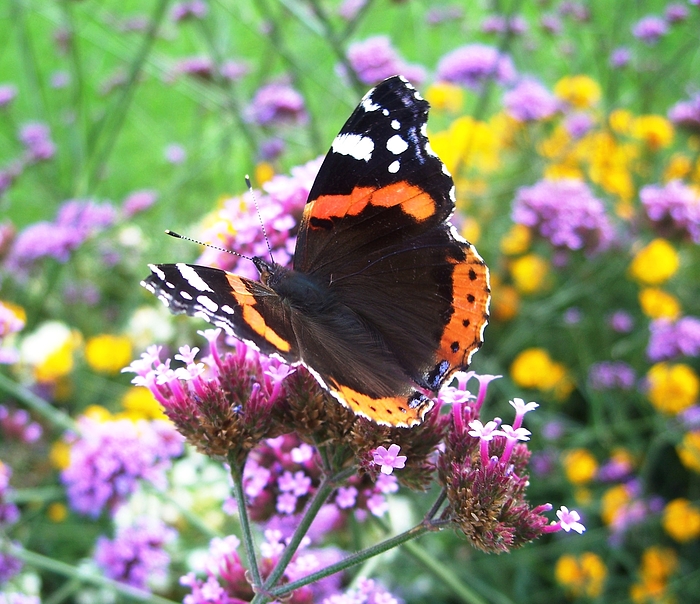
[{"left": 143, "top": 76, "right": 490, "bottom": 427}]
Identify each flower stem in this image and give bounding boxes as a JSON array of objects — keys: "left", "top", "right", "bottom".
[
  {"left": 268, "top": 522, "right": 432, "bottom": 599},
  {"left": 227, "top": 452, "right": 263, "bottom": 589},
  {"left": 0, "top": 373, "right": 75, "bottom": 432},
  {"left": 0, "top": 541, "right": 179, "bottom": 604}
]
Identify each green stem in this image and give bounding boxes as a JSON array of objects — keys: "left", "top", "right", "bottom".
[
  {"left": 227, "top": 452, "right": 263, "bottom": 588},
  {"left": 0, "top": 373, "right": 75, "bottom": 432},
  {"left": 256, "top": 465, "right": 357, "bottom": 602},
  {"left": 0, "top": 541, "right": 178, "bottom": 604},
  {"left": 269, "top": 523, "right": 432, "bottom": 599}
]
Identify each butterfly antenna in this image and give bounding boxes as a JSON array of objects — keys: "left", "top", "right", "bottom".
[
  {"left": 165, "top": 230, "right": 251, "bottom": 260},
  {"left": 245, "top": 174, "right": 275, "bottom": 264}
]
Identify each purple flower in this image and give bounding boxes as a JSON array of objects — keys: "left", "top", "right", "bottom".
[
  {"left": 0, "top": 405, "right": 42, "bottom": 443},
  {"left": 61, "top": 417, "right": 183, "bottom": 516},
  {"left": 323, "top": 577, "right": 401, "bottom": 604},
  {"left": 0, "top": 462, "right": 20, "bottom": 527},
  {"left": 94, "top": 518, "right": 176, "bottom": 590},
  {"left": 172, "top": 56, "right": 214, "bottom": 81},
  {"left": 18, "top": 122, "right": 56, "bottom": 162},
  {"left": 632, "top": 15, "right": 668, "bottom": 44},
  {"left": 647, "top": 316, "right": 700, "bottom": 361},
  {"left": 338, "top": 0, "right": 366, "bottom": 21},
  {"left": 512, "top": 179, "right": 615, "bottom": 253},
  {"left": 246, "top": 82, "right": 307, "bottom": 127},
  {"left": 122, "top": 189, "right": 158, "bottom": 217},
  {"left": 668, "top": 93, "right": 700, "bottom": 133},
  {"left": 220, "top": 59, "right": 248, "bottom": 81},
  {"left": 640, "top": 180, "right": 700, "bottom": 242},
  {"left": 609, "top": 310, "right": 634, "bottom": 333},
  {"left": 164, "top": 143, "right": 186, "bottom": 164},
  {"left": 540, "top": 14, "right": 563, "bottom": 34},
  {"left": 426, "top": 5, "right": 464, "bottom": 25},
  {"left": 345, "top": 36, "right": 426, "bottom": 86},
  {"left": 554, "top": 506, "right": 586, "bottom": 533},
  {"left": 564, "top": 112, "right": 594, "bottom": 138},
  {"left": 437, "top": 44, "right": 517, "bottom": 89},
  {"left": 371, "top": 444, "right": 407, "bottom": 475},
  {"left": 503, "top": 78, "right": 559, "bottom": 122},
  {"left": 0, "top": 545, "right": 24, "bottom": 584},
  {"left": 481, "top": 14, "right": 507, "bottom": 33},
  {"left": 50, "top": 71, "right": 70, "bottom": 89},
  {"left": 665, "top": 3, "right": 689, "bottom": 22},
  {"left": 610, "top": 47, "right": 631, "bottom": 68},
  {"left": 171, "top": 0, "right": 208, "bottom": 22},
  {"left": 0, "top": 84, "right": 17, "bottom": 107},
  {"left": 588, "top": 362, "right": 636, "bottom": 390}
]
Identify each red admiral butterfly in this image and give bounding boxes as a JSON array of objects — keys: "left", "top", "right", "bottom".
[{"left": 143, "top": 75, "right": 490, "bottom": 427}]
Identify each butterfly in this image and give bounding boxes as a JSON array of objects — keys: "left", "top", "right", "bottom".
[{"left": 142, "top": 75, "right": 490, "bottom": 427}]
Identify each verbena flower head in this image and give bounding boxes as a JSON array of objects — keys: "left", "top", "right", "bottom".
[
  {"left": 632, "top": 15, "right": 668, "bottom": 44},
  {"left": 246, "top": 82, "right": 307, "bottom": 127},
  {"left": 502, "top": 78, "right": 559, "bottom": 122},
  {"left": 647, "top": 316, "right": 700, "bottom": 361},
  {"left": 437, "top": 374, "right": 579, "bottom": 552},
  {"left": 588, "top": 361, "right": 636, "bottom": 390},
  {"left": 0, "top": 405, "right": 42, "bottom": 443},
  {"left": 323, "top": 577, "right": 400, "bottom": 604},
  {"left": 18, "top": 122, "right": 56, "bottom": 162},
  {"left": 610, "top": 47, "right": 631, "bottom": 68},
  {"left": 512, "top": 179, "right": 615, "bottom": 254},
  {"left": 61, "top": 415, "right": 183, "bottom": 517},
  {"left": 668, "top": 93, "right": 700, "bottom": 133},
  {"left": 0, "top": 84, "right": 17, "bottom": 107},
  {"left": 437, "top": 44, "right": 517, "bottom": 90},
  {"left": 345, "top": 36, "right": 426, "bottom": 86},
  {"left": 122, "top": 189, "right": 158, "bottom": 217},
  {"left": 171, "top": 0, "right": 208, "bottom": 22},
  {"left": 94, "top": 517, "right": 176, "bottom": 590},
  {"left": 640, "top": 180, "right": 700, "bottom": 243}
]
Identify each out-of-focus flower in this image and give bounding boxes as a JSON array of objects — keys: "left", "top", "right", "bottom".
[
  {"left": 555, "top": 552, "right": 607, "bottom": 598},
  {"left": 554, "top": 75, "right": 601, "bottom": 109},
  {"left": 338, "top": 0, "right": 366, "bottom": 21},
  {"left": 0, "top": 462, "right": 20, "bottom": 527},
  {"left": 0, "top": 301, "right": 24, "bottom": 364},
  {"left": 662, "top": 498, "right": 700, "bottom": 542},
  {"left": 122, "top": 189, "right": 158, "bottom": 217},
  {"left": 503, "top": 78, "right": 559, "bottom": 122},
  {"left": 121, "top": 386, "right": 167, "bottom": 421},
  {"left": 630, "top": 546, "right": 679, "bottom": 604},
  {"left": 632, "top": 15, "right": 668, "bottom": 44},
  {"left": 609, "top": 310, "right": 634, "bottom": 333},
  {"left": 638, "top": 287, "right": 681, "bottom": 320},
  {"left": 61, "top": 415, "right": 183, "bottom": 516},
  {"left": 0, "top": 84, "right": 17, "bottom": 107},
  {"left": 509, "top": 253, "right": 549, "bottom": 294},
  {"left": 669, "top": 93, "right": 700, "bottom": 133},
  {"left": 632, "top": 114, "right": 674, "bottom": 150},
  {"left": 0, "top": 405, "right": 42, "bottom": 443},
  {"left": 164, "top": 143, "right": 186, "bottom": 164},
  {"left": 628, "top": 238, "right": 679, "bottom": 285},
  {"left": 512, "top": 179, "right": 614, "bottom": 253},
  {"left": 588, "top": 361, "right": 636, "bottom": 390},
  {"left": 85, "top": 334, "right": 133, "bottom": 374},
  {"left": 610, "top": 47, "right": 631, "bottom": 68},
  {"left": 540, "top": 13, "right": 563, "bottom": 34},
  {"left": 562, "top": 448, "right": 598, "bottom": 485},
  {"left": 94, "top": 518, "right": 176, "bottom": 590},
  {"left": 19, "top": 321, "right": 81, "bottom": 383},
  {"left": 640, "top": 180, "right": 700, "bottom": 242},
  {"left": 666, "top": 3, "right": 689, "bottom": 22},
  {"left": 322, "top": 578, "right": 400, "bottom": 604},
  {"left": 564, "top": 112, "right": 594, "bottom": 138},
  {"left": 510, "top": 348, "right": 573, "bottom": 399},
  {"left": 647, "top": 316, "right": 700, "bottom": 361},
  {"left": 171, "top": 0, "right": 208, "bottom": 22},
  {"left": 426, "top": 4, "right": 464, "bottom": 25},
  {"left": 677, "top": 431, "right": 700, "bottom": 472},
  {"left": 425, "top": 82, "right": 464, "bottom": 113},
  {"left": 18, "top": 122, "right": 56, "bottom": 162},
  {"left": 246, "top": 82, "right": 307, "bottom": 127},
  {"left": 345, "top": 36, "right": 426, "bottom": 86},
  {"left": 437, "top": 44, "right": 516, "bottom": 90},
  {"left": 646, "top": 362, "right": 699, "bottom": 415}
]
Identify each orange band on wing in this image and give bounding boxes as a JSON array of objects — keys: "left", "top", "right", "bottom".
[
  {"left": 331, "top": 383, "right": 433, "bottom": 427},
  {"left": 309, "top": 182, "right": 436, "bottom": 222}
]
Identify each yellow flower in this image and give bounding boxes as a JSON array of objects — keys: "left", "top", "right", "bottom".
[
  {"left": 122, "top": 386, "right": 167, "bottom": 421},
  {"left": 664, "top": 153, "right": 693, "bottom": 181},
  {"left": 640, "top": 546, "right": 678, "bottom": 583},
  {"left": 460, "top": 217, "right": 480, "bottom": 245},
  {"left": 629, "top": 239, "right": 680, "bottom": 285},
  {"left": 677, "top": 431, "right": 700, "bottom": 473},
  {"left": 510, "top": 253, "right": 549, "bottom": 294},
  {"left": 20, "top": 321, "right": 82, "bottom": 383},
  {"left": 601, "top": 483, "right": 632, "bottom": 526},
  {"left": 50, "top": 441, "right": 71, "bottom": 470},
  {"left": 425, "top": 82, "right": 464, "bottom": 113},
  {"left": 0, "top": 300, "right": 27, "bottom": 326},
  {"left": 662, "top": 498, "right": 700, "bottom": 542},
  {"left": 83, "top": 405, "right": 113, "bottom": 422},
  {"left": 492, "top": 284, "right": 520, "bottom": 322},
  {"left": 555, "top": 552, "right": 607, "bottom": 598},
  {"left": 47, "top": 502, "right": 68, "bottom": 523},
  {"left": 500, "top": 224, "right": 531, "bottom": 256},
  {"left": 84, "top": 334, "right": 133, "bottom": 374},
  {"left": 638, "top": 288, "right": 681, "bottom": 320},
  {"left": 254, "top": 161, "right": 275, "bottom": 185},
  {"left": 632, "top": 115, "right": 674, "bottom": 151},
  {"left": 609, "top": 109, "right": 634, "bottom": 135},
  {"left": 544, "top": 162, "right": 584, "bottom": 181},
  {"left": 646, "top": 362, "right": 699, "bottom": 414},
  {"left": 510, "top": 347, "right": 572, "bottom": 398},
  {"left": 562, "top": 448, "right": 598, "bottom": 485},
  {"left": 430, "top": 116, "right": 500, "bottom": 175},
  {"left": 554, "top": 75, "right": 601, "bottom": 109}
]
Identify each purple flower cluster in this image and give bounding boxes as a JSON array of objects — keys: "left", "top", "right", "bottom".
[
  {"left": 170, "top": 57, "right": 248, "bottom": 83},
  {"left": 6, "top": 199, "right": 116, "bottom": 271},
  {"left": 125, "top": 330, "right": 290, "bottom": 460},
  {"left": 588, "top": 362, "right": 636, "bottom": 390},
  {"left": 437, "top": 44, "right": 517, "bottom": 90},
  {"left": 0, "top": 405, "right": 42, "bottom": 442},
  {"left": 171, "top": 0, "right": 208, "bottom": 22},
  {"left": 608, "top": 310, "right": 634, "bottom": 333},
  {"left": 196, "top": 155, "right": 323, "bottom": 279},
  {"left": 632, "top": 15, "right": 668, "bottom": 44},
  {"left": 246, "top": 82, "right": 307, "bottom": 127},
  {"left": 502, "top": 78, "right": 559, "bottom": 122},
  {"left": 94, "top": 518, "right": 176, "bottom": 590},
  {"left": 481, "top": 14, "right": 528, "bottom": 35},
  {"left": 668, "top": 93, "right": 700, "bottom": 133},
  {"left": 647, "top": 316, "right": 700, "bottom": 361},
  {"left": 18, "top": 122, "right": 56, "bottom": 163},
  {"left": 61, "top": 417, "right": 183, "bottom": 517},
  {"left": 640, "top": 180, "right": 700, "bottom": 242},
  {"left": 345, "top": 36, "right": 426, "bottom": 86},
  {"left": 512, "top": 179, "right": 615, "bottom": 253},
  {"left": 122, "top": 189, "right": 158, "bottom": 217},
  {"left": 323, "top": 578, "right": 400, "bottom": 604},
  {"left": 437, "top": 373, "right": 584, "bottom": 552},
  {"left": 181, "top": 532, "right": 342, "bottom": 604}
]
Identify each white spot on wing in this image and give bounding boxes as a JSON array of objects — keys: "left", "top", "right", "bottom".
[
  {"left": 388, "top": 160, "right": 400, "bottom": 173},
  {"left": 386, "top": 134, "right": 409, "bottom": 155},
  {"left": 148, "top": 264, "right": 165, "bottom": 280},
  {"left": 361, "top": 95, "right": 380, "bottom": 112},
  {"left": 181, "top": 291, "right": 193, "bottom": 300},
  {"left": 221, "top": 305, "right": 234, "bottom": 314},
  {"left": 449, "top": 185, "right": 456, "bottom": 203},
  {"left": 177, "top": 264, "right": 213, "bottom": 292},
  {"left": 197, "top": 295, "right": 219, "bottom": 312},
  {"left": 391, "top": 119, "right": 400, "bottom": 130},
  {"left": 382, "top": 108, "right": 389, "bottom": 116},
  {"left": 332, "top": 133, "right": 374, "bottom": 161}
]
